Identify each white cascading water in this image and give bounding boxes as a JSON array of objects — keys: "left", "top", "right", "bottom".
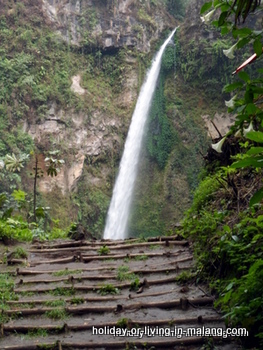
[{"left": 103, "top": 28, "right": 177, "bottom": 240}]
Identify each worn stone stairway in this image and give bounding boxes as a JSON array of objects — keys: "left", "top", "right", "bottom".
[{"left": 0, "top": 235, "right": 241, "bottom": 350}]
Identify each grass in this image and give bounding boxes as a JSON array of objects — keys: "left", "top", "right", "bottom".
[
  {"left": 13, "top": 247, "right": 28, "bottom": 259},
  {"left": 97, "top": 245, "right": 111, "bottom": 255},
  {"left": 70, "top": 297, "right": 84, "bottom": 305},
  {"left": 124, "top": 255, "right": 148, "bottom": 263},
  {"left": 149, "top": 244, "right": 161, "bottom": 250},
  {"left": 19, "top": 291, "right": 35, "bottom": 297},
  {"left": 175, "top": 271, "right": 196, "bottom": 284},
  {"left": 52, "top": 269, "right": 82, "bottom": 277},
  {"left": 116, "top": 317, "right": 129, "bottom": 329},
  {"left": 52, "top": 287, "right": 75, "bottom": 297},
  {"left": 44, "top": 300, "right": 66, "bottom": 307},
  {"left": 25, "top": 328, "right": 48, "bottom": 338},
  {"left": 97, "top": 284, "right": 120, "bottom": 296},
  {"left": 130, "top": 277, "right": 141, "bottom": 292},
  {"left": 133, "top": 255, "right": 148, "bottom": 261},
  {"left": 45, "top": 308, "right": 68, "bottom": 320},
  {"left": 102, "top": 258, "right": 114, "bottom": 262},
  {"left": 116, "top": 265, "right": 138, "bottom": 281},
  {"left": 13, "top": 302, "right": 36, "bottom": 309},
  {"left": 0, "top": 273, "right": 17, "bottom": 322}
]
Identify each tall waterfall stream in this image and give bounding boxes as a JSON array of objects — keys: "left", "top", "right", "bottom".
[{"left": 103, "top": 29, "right": 177, "bottom": 240}]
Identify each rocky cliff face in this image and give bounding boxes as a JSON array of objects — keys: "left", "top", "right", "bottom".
[
  {"left": 1, "top": 0, "right": 236, "bottom": 236},
  {"left": 42, "top": 0, "right": 174, "bottom": 52},
  {"left": 17, "top": 0, "right": 177, "bottom": 232},
  {"left": 22, "top": 0, "right": 232, "bottom": 234}
]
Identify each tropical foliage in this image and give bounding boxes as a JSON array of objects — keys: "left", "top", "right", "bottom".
[{"left": 184, "top": 0, "right": 263, "bottom": 347}]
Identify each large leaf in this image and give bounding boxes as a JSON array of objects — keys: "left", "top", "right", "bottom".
[
  {"left": 200, "top": 1, "right": 213, "bottom": 14},
  {"left": 218, "top": 11, "right": 228, "bottom": 26},
  {"left": 231, "top": 157, "right": 263, "bottom": 169},
  {"left": 237, "top": 37, "right": 251, "bottom": 49},
  {"left": 223, "top": 81, "right": 243, "bottom": 92},
  {"left": 246, "top": 103, "right": 257, "bottom": 115},
  {"left": 253, "top": 38, "right": 262, "bottom": 57},
  {"left": 11, "top": 190, "right": 26, "bottom": 202},
  {"left": 232, "top": 28, "right": 252, "bottom": 38},
  {"left": 247, "top": 147, "right": 263, "bottom": 155},
  {"left": 246, "top": 131, "right": 263, "bottom": 143},
  {"left": 244, "top": 89, "right": 254, "bottom": 103},
  {"left": 238, "top": 71, "right": 250, "bottom": 83},
  {"left": 0, "top": 193, "right": 7, "bottom": 208},
  {"left": 250, "top": 187, "right": 263, "bottom": 207}
]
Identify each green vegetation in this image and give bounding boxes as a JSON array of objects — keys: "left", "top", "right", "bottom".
[
  {"left": 182, "top": 1, "right": 263, "bottom": 348},
  {"left": 52, "top": 269, "right": 82, "bottom": 277},
  {"left": 117, "top": 265, "right": 138, "bottom": 281},
  {"left": 70, "top": 297, "right": 84, "bottom": 305},
  {"left": 45, "top": 308, "right": 68, "bottom": 320},
  {"left": 44, "top": 300, "right": 66, "bottom": 308},
  {"left": 97, "top": 284, "right": 120, "bottom": 296},
  {"left": 129, "top": 277, "right": 141, "bottom": 292},
  {"left": 0, "top": 0, "right": 204, "bottom": 238},
  {"left": 25, "top": 329, "right": 48, "bottom": 338},
  {"left": 175, "top": 271, "right": 196, "bottom": 284},
  {"left": 133, "top": 255, "right": 148, "bottom": 261},
  {"left": 165, "top": 0, "right": 190, "bottom": 19},
  {"left": 149, "top": 244, "right": 160, "bottom": 250},
  {"left": 116, "top": 317, "right": 129, "bottom": 329},
  {"left": 13, "top": 247, "right": 28, "bottom": 259},
  {"left": 0, "top": 273, "right": 17, "bottom": 323},
  {"left": 52, "top": 287, "right": 75, "bottom": 297},
  {"left": 147, "top": 68, "right": 175, "bottom": 170},
  {"left": 97, "top": 245, "right": 111, "bottom": 255}
]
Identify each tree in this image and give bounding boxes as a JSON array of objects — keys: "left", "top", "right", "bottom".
[
  {"left": 31, "top": 150, "right": 64, "bottom": 222},
  {"left": 4, "top": 153, "right": 29, "bottom": 172},
  {"left": 201, "top": 0, "right": 263, "bottom": 204},
  {"left": 3, "top": 150, "right": 64, "bottom": 223},
  {"left": 200, "top": 1, "right": 263, "bottom": 346}
]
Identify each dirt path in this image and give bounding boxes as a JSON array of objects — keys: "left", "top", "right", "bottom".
[{"left": 0, "top": 236, "right": 241, "bottom": 350}]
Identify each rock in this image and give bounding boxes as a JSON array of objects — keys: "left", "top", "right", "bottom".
[
  {"left": 71, "top": 75, "right": 86, "bottom": 95},
  {"left": 68, "top": 223, "right": 96, "bottom": 240},
  {"left": 42, "top": 0, "right": 175, "bottom": 52},
  {"left": 202, "top": 113, "right": 235, "bottom": 139}
]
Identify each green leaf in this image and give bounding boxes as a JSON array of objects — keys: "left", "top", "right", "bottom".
[
  {"left": 244, "top": 89, "right": 253, "bottom": 103},
  {"left": 232, "top": 28, "right": 252, "bottom": 37},
  {"left": 246, "top": 131, "right": 263, "bottom": 143},
  {"left": 0, "top": 193, "right": 7, "bottom": 208},
  {"left": 250, "top": 187, "right": 263, "bottom": 207},
  {"left": 223, "top": 225, "right": 231, "bottom": 233},
  {"left": 226, "top": 281, "right": 235, "bottom": 291},
  {"left": 213, "top": 0, "right": 221, "bottom": 6},
  {"left": 247, "top": 147, "right": 263, "bottom": 155},
  {"left": 218, "top": 11, "right": 228, "bottom": 26},
  {"left": 237, "top": 37, "right": 251, "bottom": 49},
  {"left": 200, "top": 1, "right": 213, "bottom": 14},
  {"left": 2, "top": 207, "right": 13, "bottom": 220},
  {"left": 221, "top": 26, "right": 230, "bottom": 35},
  {"left": 238, "top": 71, "right": 250, "bottom": 82},
  {"left": 223, "top": 81, "right": 243, "bottom": 92},
  {"left": 253, "top": 38, "right": 262, "bottom": 57},
  {"left": 231, "top": 158, "right": 261, "bottom": 169},
  {"left": 12, "top": 190, "right": 26, "bottom": 202},
  {"left": 245, "top": 103, "right": 257, "bottom": 115},
  {"left": 252, "top": 87, "right": 263, "bottom": 94},
  {"left": 220, "top": 4, "right": 231, "bottom": 12}
]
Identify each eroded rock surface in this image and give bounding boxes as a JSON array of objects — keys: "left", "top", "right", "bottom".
[{"left": 42, "top": 0, "right": 174, "bottom": 52}]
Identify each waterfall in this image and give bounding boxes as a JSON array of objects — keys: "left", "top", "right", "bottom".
[{"left": 103, "top": 28, "right": 177, "bottom": 240}]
